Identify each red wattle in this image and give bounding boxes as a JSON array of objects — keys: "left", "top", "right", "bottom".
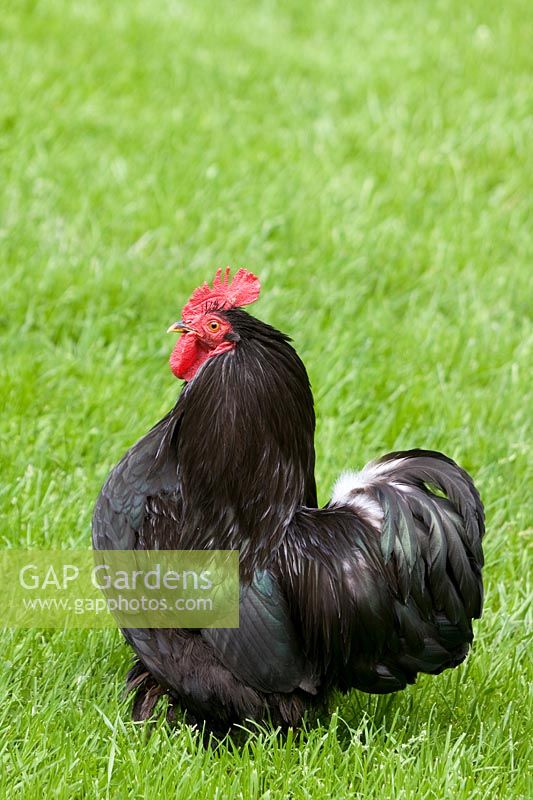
[
  {"left": 169, "top": 335, "right": 210, "bottom": 381},
  {"left": 169, "top": 335, "right": 234, "bottom": 381}
]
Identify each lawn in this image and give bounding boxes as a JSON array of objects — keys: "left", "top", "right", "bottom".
[{"left": 0, "top": 0, "right": 531, "bottom": 797}]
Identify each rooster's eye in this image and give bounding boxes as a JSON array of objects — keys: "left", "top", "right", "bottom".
[{"left": 208, "top": 320, "right": 220, "bottom": 332}]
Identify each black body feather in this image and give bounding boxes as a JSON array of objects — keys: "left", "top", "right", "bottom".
[{"left": 92, "top": 309, "right": 485, "bottom": 729}]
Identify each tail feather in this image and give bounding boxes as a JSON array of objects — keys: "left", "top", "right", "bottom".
[
  {"left": 335, "top": 449, "right": 484, "bottom": 620},
  {"left": 375, "top": 449, "right": 484, "bottom": 564},
  {"left": 325, "top": 448, "right": 485, "bottom": 691}
]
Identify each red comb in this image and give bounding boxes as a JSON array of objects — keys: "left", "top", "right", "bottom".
[{"left": 181, "top": 267, "right": 260, "bottom": 321}]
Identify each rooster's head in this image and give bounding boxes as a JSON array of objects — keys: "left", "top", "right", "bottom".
[{"left": 168, "top": 267, "right": 260, "bottom": 381}]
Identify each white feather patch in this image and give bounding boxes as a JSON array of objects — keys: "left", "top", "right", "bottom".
[
  {"left": 331, "top": 469, "right": 384, "bottom": 530},
  {"left": 331, "top": 470, "right": 369, "bottom": 499}
]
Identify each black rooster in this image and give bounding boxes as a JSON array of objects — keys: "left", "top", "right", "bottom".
[{"left": 93, "top": 267, "right": 484, "bottom": 730}]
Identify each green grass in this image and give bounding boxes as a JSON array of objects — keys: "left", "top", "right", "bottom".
[{"left": 1, "top": 0, "right": 532, "bottom": 797}]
